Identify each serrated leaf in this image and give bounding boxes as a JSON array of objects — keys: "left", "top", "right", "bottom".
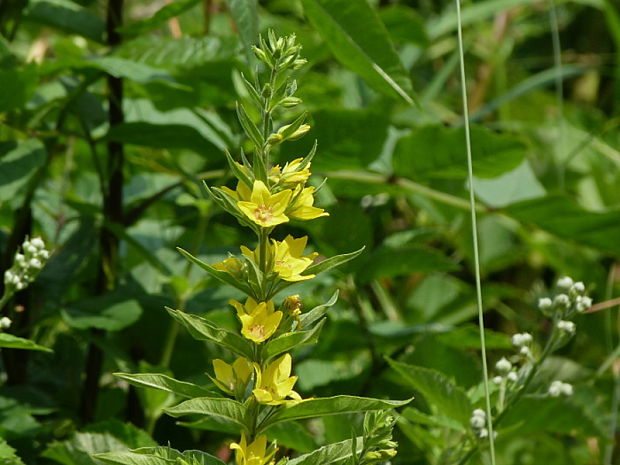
[
  {"left": 260, "top": 395, "right": 411, "bottom": 430},
  {"left": 387, "top": 359, "right": 472, "bottom": 427},
  {"left": 301, "top": 0, "right": 414, "bottom": 103},
  {"left": 262, "top": 319, "right": 326, "bottom": 361},
  {"left": 166, "top": 308, "right": 254, "bottom": 359},
  {"left": 164, "top": 397, "right": 247, "bottom": 428},
  {"left": 393, "top": 125, "right": 525, "bottom": 180},
  {"left": 114, "top": 373, "right": 215, "bottom": 399}
]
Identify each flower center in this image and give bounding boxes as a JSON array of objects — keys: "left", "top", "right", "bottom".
[
  {"left": 249, "top": 324, "right": 265, "bottom": 340},
  {"left": 254, "top": 205, "right": 273, "bottom": 223}
]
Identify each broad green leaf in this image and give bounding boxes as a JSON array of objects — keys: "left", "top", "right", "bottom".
[
  {"left": 114, "top": 373, "right": 214, "bottom": 399},
  {"left": 357, "top": 245, "right": 458, "bottom": 283},
  {"left": 0, "top": 67, "right": 37, "bottom": 112},
  {"left": 166, "top": 308, "right": 254, "bottom": 359},
  {"left": 177, "top": 247, "right": 253, "bottom": 295},
  {"left": 262, "top": 319, "right": 326, "bottom": 361},
  {"left": 287, "top": 437, "right": 363, "bottom": 465},
  {"left": 505, "top": 195, "right": 620, "bottom": 256},
  {"left": 300, "top": 0, "right": 414, "bottom": 103},
  {"left": 43, "top": 432, "right": 131, "bottom": 465},
  {"left": 96, "top": 447, "right": 226, "bottom": 465},
  {"left": 387, "top": 359, "right": 472, "bottom": 427},
  {"left": 61, "top": 296, "right": 142, "bottom": 331},
  {"left": 0, "top": 334, "right": 52, "bottom": 353},
  {"left": 86, "top": 57, "right": 185, "bottom": 88},
  {"left": 0, "top": 139, "right": 46, "bottom": 203},
  {"left": 401, "top": 407, "right": 466, "bottom": 432},
  {"left": 379, "top": 5, "right": 428, "bottom": 45},
  {"left": 0, "top": 438, "right": 24, "bottom": 465},
  {"left": 24, "top": 0, "right": 105, "bottom": 42},
  {"left": 164, "top": 397, "right": 247, "bottom": 428},
  {"left": 474, "top": 161, "right": 546, "bottom": 209},
  {"left": 226, "top": 0, "right": 258, "bottom": 55},
  {"left": 261, "top": 395, "right": 411, "bottom": 430},
  {"left": 118, "top": 0, "right": 203, "bottom": 35},
  {"left": 305, "top": 247, "right": 365, "bottom": 276},
  {"left": 393, "top": 126, "right": 525, "bottom": 180}
]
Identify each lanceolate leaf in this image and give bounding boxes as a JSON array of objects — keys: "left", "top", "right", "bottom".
[
  {"left": 96, "top": 446, "right": 226, "bottom": 465},
  {"left": 287, "top": 437, "right": 364, "bottom": 465},
  {"left": 226, "top": 0, "right": 259, "bottom": 56},
  {"left": 114, "top": 373, "right": 215, "bottom": 399},
  {"left": 260, "top": 396, "right": 411, "bottom": 430},
  {"left": 176, "top": 247, "right": 253, "bottom": 295},
  {"left": 0, "top": 334, "right": 52, "bottom": 352},
  {"left": 166, "top": 308, "right": 254, "bottom": 359},
  {"left": 387, "top": 359, "right": 472, "bottom": 427},
  {"left": 164, "top": 397, "right": 247, "bottom": 428},
  {"left": 299, "top": 290, "right": 339, "bottom": 328},
  {"left": 301, "top": 0, "right": 414, "bottom": 104},
  {"left": 262, "top": 319, "right": 326, "bottom": 361},
  {"left": 118, "top": 0, "right": 203, "bottom": 36}
]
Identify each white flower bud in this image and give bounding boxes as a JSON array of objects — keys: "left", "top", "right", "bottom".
[
  {"left": 492, "top": 376, "right": 503, "bottom": 385},
  {"left": 511, "top": 332, "right": 532, "bottom": 348},
  {"left": 29, "top": 258, "right": 42, "bottom": 269},
  {"left": 557, "top": 320, "right": 576, "bottom": 335},
  {"left": 538, "top": 297, "right": 552, "bottom": 310},
  {"left": 31, "top": 238, "right": 45, "bottom": 249},
  {"left": 472, "top": 409, "right": 486, "bottom": 418},
  {"left": 478, "top": 428, "right": 489, "bottom": 438},
  {"left": 495, "top": 357, "right": 512, "bottom": 375},
  {"left": 470, "top": 415, "right": 486, "bottom": 428},
  {"left": 0, "top": 317, "right": 11, "bottom": 329},
  {"left": 576, "top": 296, "right": 592, "bottom": 313},
  {"left": 24, "top": 244, "right": 37, "bottom": 254},
  {"left": 549, "top": 380, "right": 573, "bottom": 397},
  {"left": 38, "top": 250, "right": 49, "bottom": 260},
  {"left": 507, "top": 372, "right": 518, "bottom": 382},
  {"left": 554, "top": 294, "right": 570, "bottom": 309},
  {"left": 4, "top": 271, "right": 13, "bottom": 284},
  {"left": 520, "top": 346, "right": 531, "bottom": 357},
  {"left": 15, "top": 254, "right": 25, "bottom": 265},
  {"left": 571, "top": 282, "right": 585, "bottom": 295},
  {"left": 16, "top": 282, "right": 25, "bottom": 290},
  {"left": 557, "top": 276, "right": 574, "bottom": 289},
  {"left": 521, "top": 333, "right": 533, "bottom": 344}
]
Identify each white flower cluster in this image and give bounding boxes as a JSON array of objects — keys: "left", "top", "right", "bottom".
[
  {"left": 557, "top": 320, "right": 576, "bottom": 335},
  {"left": 511, "top": 332, "right": 533, "bottom": 357},
  {"left": 548, "top": 380, "right": 573, "bottom": 397},
  {"left": 538, "top": 276, "right": 592, "bottom": 317},
  {"left": 470, "top": 409, "right": 488, "bottom": 438},
  {"left": 3, "top": 237, "right": 49, "bottom": 293},
  {"left": 492, "top": 357, "right": 518, "bottom": 385}
]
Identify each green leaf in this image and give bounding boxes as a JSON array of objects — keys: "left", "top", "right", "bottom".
[
  {"left": 0, "top": 67, "right": 37, "bottom": 112},
  {"left": 0, "top": 139, "right": 46, "bottom": 203},
  {"left": 86, "top": 57, "right": 186, "bottom": 88},
  {"left": 0, "top": 438, "right": 24, "bottom": 465},
  {"left": 473, "top": 160, "right": 546, "bottom": 208},
  {"left": 24, "top": 0, "right": 105, "bottom": 42},
  {"left": 166, "top": 308, "right": 254, "bottom": 359},
  {"left": 393, "top": 126, "right": 525, "bottom": 180},
  {"left": 387, "top": 359, "right": 472, "bottom": 427},
  {"left": 401, "top": 407, "right": 466, "bottom": 432},
  {"left": 176, "top": 247, "right": 253, "bottom": 295},
  {"left": 96, "top": 447, "right": 226, "bottom": 465},
  {"left": 226, "top": 0, "right": 258, "bottom": 55},
  {"left": 300, "top": 0, "right": 414, "bottom": 103},
  {"left": 61, "top": 296, "right": 142, "bottom": 331},
  {"left": 379, "top": 5, "right": 428, "bottom": 45},
  {"left": 43, "top": 432, "right": 132, "bottom": 465},
  {"left": 260, "top": 395, "right": 411, "bottom": 430},
  {"left": 305, "top": 247, "right": 365, "bottom": 276},
  {"left": 299, "top": 290, "right": 339, "bottom": 328},
  {"left": 357, "top": 245, "right": 458, "bottom": 283},
  {"left": 118, "top": 0, "right": 203, "bottom": 36},
  {"left": 287, "top": 437, "right": 363, "bottom": 465},
  {"left": 505, "top": 195, "right": 620, "bottom": 256},
  {"left": 0, "top": 334, "right": 52, "bottom": 353},
  {"left": 262, "top": 319, "right": 326, "bottom": 361},
  {"left": 114, "top": 373, "right": 215, "bottom": 399},
  {"left": 164, "top": 397, "right": 247, "bottom": 428}
]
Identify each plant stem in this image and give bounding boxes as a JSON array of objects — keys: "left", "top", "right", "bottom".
[{"left": 454, "top": 1, "right": 496, "bottom": 464}]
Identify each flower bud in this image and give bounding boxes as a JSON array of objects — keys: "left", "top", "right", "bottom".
[
  {"left": 495, "top": 357, "right": 512, "bottom": 375},
  {"left": 507, "top": 372, "right": 518, "bottom": 382},
  {"left": 29, "top": 258, "right": 42, "bottom": 269},
  {"left": 0, "top": 317, "right": 11, "bottom": 329},
  {"left": 557, "top": 320, "right": 576, "bottom": 335},
  {"left": 538, "top": 297, "right": 552, "bottom": 311},
  {"left": 576, "top": 296, "right": 592, "bottom": 313},
  {"left": 470, "top": 415, "right": 486, "bottom": 429},
  {"left": 553, "top": 294, "right": 570, "bottom": 309},
  {"left": 571, "top": 282, "right": 585, "bottom": 295},
  {"left": 557, "top": 276, "right": 574, "bottom": 289},
  {"left": 492, "top": 376, "right": 503, "bottom": 385},
  {"left": 31, "top": 237, "right": 45, "bottom": 249}
]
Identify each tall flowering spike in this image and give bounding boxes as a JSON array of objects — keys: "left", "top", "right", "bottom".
[
  {"left": 237, "top": 181, "right": 292, "bottom": 228},
  {"left": 230, "top": 432, "right": 277, "bottom": 465},
  {"left": 253, "top": 353, "right": 301, "bottom": 405}
]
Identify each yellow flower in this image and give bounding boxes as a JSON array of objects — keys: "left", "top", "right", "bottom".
[
  {"left": 230, "top": 432, "right": 277, "bottom": 465},
  {"left": 253, "top": 353, "right": 302, "bottom": 405},
  {"left": 211, "top": 357, "right": 253, "bottom": 395},
  {"left": 212, "top": 256, "right": 244, "bottom": 277},
  {"left": 230, "top": 298, "right": 282, "bottom": 343},
  {"left": 269, "top": 158, "right": 311, "bottom": 186},
  {"left": 288, "top": 186, "right": 328, "bottom": 221},
  {"left": 272, "top": 235, "right": 317, "bottom": 282},
  {"left": 221, "top": 180, "right": 252, "bottom": 202},
  {"left": 237, "top": 181, "right": 292, "bottom": 228}
]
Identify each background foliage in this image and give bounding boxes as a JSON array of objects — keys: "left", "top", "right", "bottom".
[{"left": 0, "top": 0, "right": 619, "bottom": 463}]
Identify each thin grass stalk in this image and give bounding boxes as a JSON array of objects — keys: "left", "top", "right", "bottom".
[
  {"left": 454, "top": 1, "right": 497, "bottom": 463},
  {"left": 548, "top": 0, "right": 567, "bottom": 189}
]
